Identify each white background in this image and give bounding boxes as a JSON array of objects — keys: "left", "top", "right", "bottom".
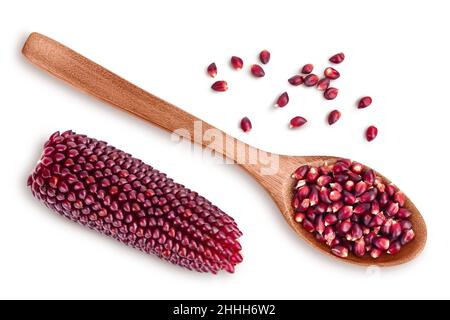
[{"left": 1, "top": 0, "right": 449, "bottom": 299}]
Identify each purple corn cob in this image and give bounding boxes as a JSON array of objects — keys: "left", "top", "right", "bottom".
[{"left": 28, "top": 131, "right": 243, "bottom": 274}]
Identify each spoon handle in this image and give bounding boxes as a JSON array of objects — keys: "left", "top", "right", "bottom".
[{"left": 22, "top": 33, "right": 261, "bottom": 169}]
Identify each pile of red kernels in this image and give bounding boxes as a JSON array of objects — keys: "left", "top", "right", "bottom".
[
  {"left": 291, "top": 158, "right": 415, "bottom": 259},
  {"left": 207, "top": 51, "right": 377, "bottom": 142}
]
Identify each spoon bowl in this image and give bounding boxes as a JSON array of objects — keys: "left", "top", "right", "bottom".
[
  {"left": 262, "top": 154, "right": 427, "bottom": 266},
  {"left": 22, "top": 32, "right": 427, "bottom": 267}
]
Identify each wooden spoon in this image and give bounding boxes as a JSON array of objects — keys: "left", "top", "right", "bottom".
[{"left": 22, "top": 32, "right": 427, "bottom": 266}]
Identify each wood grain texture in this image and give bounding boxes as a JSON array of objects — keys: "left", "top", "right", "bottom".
[{"left": 22, "top": 32, "right": 427, "bottom": 266}]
